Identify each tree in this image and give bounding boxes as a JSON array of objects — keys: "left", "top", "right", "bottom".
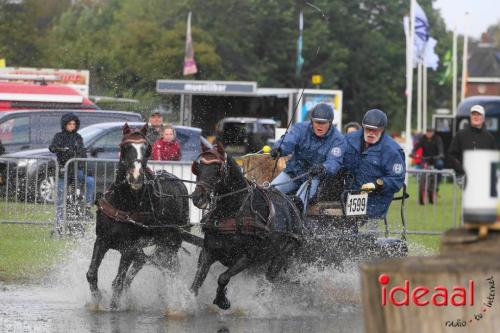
[
  {"left": 42, "top": 0, "right": 223, "bottom": 99},
  {"left": 486, "top": 20, "right": 500, "bottom": 47},
  {"left": 0, "top": 0, "right": 40, "bottom": 66},
  {"left": 36, "top": 0, "right": 453, "bottom": 130}
]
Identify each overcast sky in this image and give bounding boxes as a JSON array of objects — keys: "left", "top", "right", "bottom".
[{"left": 434, "top": 0, "right": 500, "bottom": 38}]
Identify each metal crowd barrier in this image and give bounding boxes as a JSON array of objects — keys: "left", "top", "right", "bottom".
[
  {"left": 386, "top": 168, "right": 462, "bottom": 235},
  {"left": 0, "top": 156, "right": 59, "bottom": 225},
  {"left": 1, "top": 155, "right": 463, "bottom": 237}
]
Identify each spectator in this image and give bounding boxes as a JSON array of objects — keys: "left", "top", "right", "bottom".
[
  {"left": 344, "top": 121, "right": 361, "bottom": 134},
  {"left": 49, "top": 113, "right": 95, "bottom": 231},
  {"left": 152, "top": 125, "right": 182, "bottom": 161},
  {"left": 145, "top": 111, "right": 164, "bottom": 146},
  {"left": 411, "top": 128, "right": 445, "bottom": 169},
  {"left": 448, "top": 105, "right": 497, "bottom": 176}
]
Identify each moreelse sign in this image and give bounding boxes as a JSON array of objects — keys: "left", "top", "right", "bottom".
[{"left": 156, "top": 80, "right": 257, "bottom": 95}]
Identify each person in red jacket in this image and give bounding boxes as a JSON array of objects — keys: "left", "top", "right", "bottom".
[{"left": 152, "top": 125, "right": 182, "bottom": 161}]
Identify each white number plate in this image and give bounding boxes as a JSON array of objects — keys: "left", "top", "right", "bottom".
[{"left": 346, "top": 193, "right": 368, "bottom": 216}]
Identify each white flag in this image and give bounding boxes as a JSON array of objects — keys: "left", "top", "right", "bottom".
[
  {"left": 403, "top": 2, "right": 438, "bottom": 69},
  {"left": 414, "top": 1, "right": 429, "bottom": 63},
  {"left": 424, "top": 37, "right": 439, "bottom": 70}
]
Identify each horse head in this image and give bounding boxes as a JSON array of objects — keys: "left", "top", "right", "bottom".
[
  {"left": 119, "top": 123, "right": 151, "bottom": 191},
  {"left": 191, "top": 143, "right": 227, "bottom": 209}
]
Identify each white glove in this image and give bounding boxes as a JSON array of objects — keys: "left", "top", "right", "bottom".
[{"left": 361, "top": 182, "right": 376, "bottom": 192}]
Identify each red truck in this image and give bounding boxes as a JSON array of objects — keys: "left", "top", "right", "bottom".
[
  {"left": 0, "top": 81, "right": 98, "bottom": 111},
  {"left": 0, "top": 68, "right": 98, "bottom": 111}
]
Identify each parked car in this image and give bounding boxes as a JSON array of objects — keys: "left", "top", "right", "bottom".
[
  {"left": 215, "top": 117, "right": 276, "bottom": 155},
  {"left": 0, "top": 109, "right": 144, "bottom": 154},
  {"left": 0, "top": 122, "right": 209, "bottom": 202}
]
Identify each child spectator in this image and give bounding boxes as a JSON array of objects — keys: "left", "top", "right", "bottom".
[
  {"left": 49, "top": 113, "right": 94, "bottom": 231},
  {"left": 152, "top": 125, "right": 182, "bottom": 161}
]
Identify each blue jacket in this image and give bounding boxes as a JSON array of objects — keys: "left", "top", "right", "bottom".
[
  {"left": 274, "top": 121, "right": 346, "bottom": 180},
  {"left": 344, "top": 130, "right": 405, "bottom": 218}
]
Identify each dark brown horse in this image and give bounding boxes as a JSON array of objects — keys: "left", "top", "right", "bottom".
[
  {"left": 86, "top": 123, "right": 190, "bottom": 309},
  {"left": 190, "top": 144, "right": 302, "bottom": 310}
]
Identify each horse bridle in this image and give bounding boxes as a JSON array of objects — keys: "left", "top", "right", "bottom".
[
  {"left": 119, "top": 132, "right": 152, "bottom": 164},
  {"left": 191, "top": 147, "right": 228, "bottom": 193}
]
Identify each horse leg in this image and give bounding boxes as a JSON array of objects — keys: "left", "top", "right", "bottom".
[
  {"left": 266, "top": 239, "right": 299, "bottom": 283},
  {"left": 190, "top": 247, "right": 214, "bottom": 296},
  {"left": 214, "top": 255, "right": 250, "bottom": 310},
  {"left": 110, "top": 250, "right": 135, "bottom": 310},
  {"left": 122, "top": 248, "right": 147, "bottom": 292},
  {"left": 86, "top": 236, "right": 109, "bottom": 304}
]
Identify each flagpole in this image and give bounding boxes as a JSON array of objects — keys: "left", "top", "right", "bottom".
[
  {"left": 405, "top": 0, "right": 415, "bottom": 172},
  {"left": 461, "top": 12, "right": 469, "bottom": 102},
  {"left": 423, "top": 64, "right": 428, "bottom": 131},
  {"left": 417, "top": 62, "right": 422, "bottom": 132},
  {"left": 452, "top": 28, "right": 458, "bottom": 116}
]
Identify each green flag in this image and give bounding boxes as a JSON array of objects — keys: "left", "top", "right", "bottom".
[{"left": 438, "top": 49, "right": 452, "bottom": 85}]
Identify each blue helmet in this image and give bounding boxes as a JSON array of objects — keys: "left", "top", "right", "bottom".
[
  {"left": 310, "top": 103, "right": 334, "bottom": 123},
  {"left": 362, "top": 109, "right": 387, "bottom": 129}
]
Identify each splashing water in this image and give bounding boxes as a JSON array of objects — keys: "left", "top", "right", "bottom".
[
  {"left": 1, "top": 224, "right": 439, "bottom": 332},
  {"left": 48, "top": 231, "right": 362, "bottom": 317},
  {"left": 0, "top": 228, "right": 398, "bottom": 332}
]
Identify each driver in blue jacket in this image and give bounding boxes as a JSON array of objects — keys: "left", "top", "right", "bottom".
[
  {"left": 343, "top": 109, "right": 405, "bottom": 219},
  {"left": 270, "top": 103, "right": 346, "bottom": 210}
]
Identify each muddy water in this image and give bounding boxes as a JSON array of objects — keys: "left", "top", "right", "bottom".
[{"left": 0, "top": 234, "right": 368, "bottom": 333}]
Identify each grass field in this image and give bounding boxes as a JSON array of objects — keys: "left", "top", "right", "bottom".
[
  {"left": 0, "top": 202, "right": 64, "bottom": 282},
  {"left": 0, "top": 224, "right": 68, "bottom": 282},
  {"left": 0, "top": 177, "right": 461, "bottom": 281},
  {"left": 385, "top": 175, "right": 461, "bottom": 252},
  {"left": 0, "top": 201, "right": 55, "bottom": 223}
]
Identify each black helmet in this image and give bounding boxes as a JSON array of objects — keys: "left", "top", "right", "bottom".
[
  {"left": 362, "top": 109, "right": 387, "bottom": 129},
  {"left": 310, "top": 103, "right": 334, "bottom": 123}
]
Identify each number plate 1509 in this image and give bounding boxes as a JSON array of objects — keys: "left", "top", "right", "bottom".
[{"left": 346, "top": 193, "right": 368, "bottom": 216}]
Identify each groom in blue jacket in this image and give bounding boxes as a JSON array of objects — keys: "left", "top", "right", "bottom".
[{"left": 270, "top": 103, "right": 346, "bottom": 209}]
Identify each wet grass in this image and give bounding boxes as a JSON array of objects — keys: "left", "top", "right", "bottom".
[
  {"left": 0, "top": 224, "right": 67, "bottom": 282},
  {"left": 0, "top": 201, "right": 55, "bottom": 223}
]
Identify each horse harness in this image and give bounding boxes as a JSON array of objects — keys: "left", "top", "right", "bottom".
[
  {"left": 97, "top": 196, "right": 153, "bottom": 227},
  {"left": 202, "top": 183, "right": 278, "bottom": 238},
  {"left": 96, "top": 129, "right": 178, "bottom": 231},
  {"left": 194, "top": 146, "right": 277, "bottom": 237}
]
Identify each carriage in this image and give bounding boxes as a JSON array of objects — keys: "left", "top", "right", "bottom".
[{"left": 241, "top": 154, "right": 409, "bottom": 266}]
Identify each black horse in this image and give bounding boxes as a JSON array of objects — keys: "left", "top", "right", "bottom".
[
  {"left": 86, "top": 123, "right": 190, "bottom": 309},
  {"left": 190, "top": 143, "right": 302, "bottom": 310}
]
